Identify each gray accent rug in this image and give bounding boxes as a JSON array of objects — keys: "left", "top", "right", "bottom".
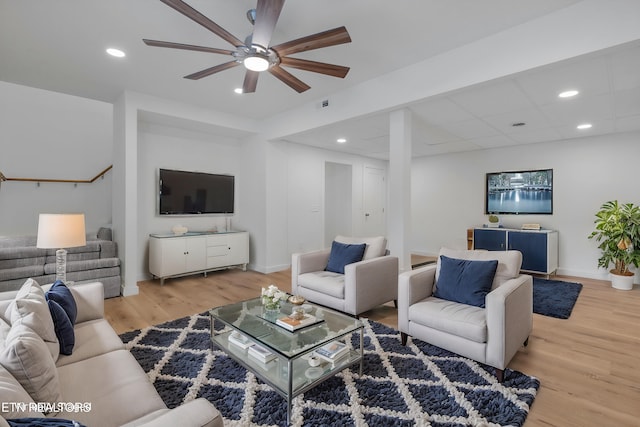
[{"left": 120, "top": 313, "right": 539, "bottom": 426}]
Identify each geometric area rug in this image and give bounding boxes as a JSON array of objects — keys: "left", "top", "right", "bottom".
[
  {"left": 120, "top": 313, "right": 540, "bottom": 427},
  {"left": 533, "top": 278, "right": 583, "bottom": 319}
]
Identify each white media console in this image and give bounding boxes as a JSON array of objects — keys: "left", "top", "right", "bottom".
[{"left": 149, "top": 230, "right": 249, "bottom": 285}]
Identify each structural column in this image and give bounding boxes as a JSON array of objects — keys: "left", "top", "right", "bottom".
[
  {"left": 113, "top": 92, "right": 139, "bottom": 296},
  {"left": 388, "top": 109, "right": 412, "bottom": 272}
]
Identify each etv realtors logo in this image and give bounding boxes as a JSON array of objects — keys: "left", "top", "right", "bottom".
[{"left": 2, "top": 401, "right": 91, "bottom": 414}]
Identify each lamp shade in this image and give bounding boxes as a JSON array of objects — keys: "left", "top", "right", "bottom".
[{"left": 36, "top": 213, "right": 87, "bottom": 249}]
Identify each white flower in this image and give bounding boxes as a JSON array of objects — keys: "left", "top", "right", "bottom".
[{"left": 261, "top": 284, "right": 286, "bottom": 307}]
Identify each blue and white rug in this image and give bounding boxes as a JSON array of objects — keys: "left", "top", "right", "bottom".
[{"left": 120, "top": 313, "right": 539, "bottom": 427}]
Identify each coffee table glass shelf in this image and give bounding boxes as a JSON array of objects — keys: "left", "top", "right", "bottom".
[{"left": 209, "top": 297, "right": 363, "bottom": 424}]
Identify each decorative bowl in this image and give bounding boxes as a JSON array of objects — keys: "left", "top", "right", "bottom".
[
  {"left": 172, "top": 225, "right": 188, "bottom": 235},
  {"left": 288, "top": 295, "right": 306, "bottom": 305}
]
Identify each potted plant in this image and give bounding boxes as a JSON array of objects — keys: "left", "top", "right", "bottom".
[{"left": 588, "top": 200, "right": 640, "bottom": 290}]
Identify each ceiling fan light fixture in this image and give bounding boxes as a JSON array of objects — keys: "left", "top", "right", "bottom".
[{"left": 244, "top": 54, "right": 270, "bottom": 72}]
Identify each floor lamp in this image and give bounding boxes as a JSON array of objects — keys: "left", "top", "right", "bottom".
[{"left": 36, "top": 213, "right": 87, "bottom": 283}]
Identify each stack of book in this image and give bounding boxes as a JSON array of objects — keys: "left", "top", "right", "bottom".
[
  {"left": 275, "top": 313, "right": 323, "bottom": 331},
  {"left": 227, "top": 332, "right": 254, "bottom": 350},
  {"left": 313, "top": 341, "right": 349, "bottom": 365},
  {"left": 248, "top": 344, "right": 276, "bottom": 364}
]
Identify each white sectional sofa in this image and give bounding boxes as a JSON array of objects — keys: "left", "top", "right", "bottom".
[{"left": 0, "top": 280, "right": 223, "bottom": 427}]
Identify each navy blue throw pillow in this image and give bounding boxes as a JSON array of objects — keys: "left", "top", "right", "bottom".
[
  {"left": 325, "top": 241, "right": 367, "bottom": 274},
  {"left": 47, "top": 299, "right": 75, "bottom": 355},
  {"left": 7, "top": 418, "right": 87, "bottom": 427},
  {"left": 433, "top": 255, "right": 498, "bottom": 308},
  {"left": 45, "top": 280, "right": 77, "bottom": 325}
]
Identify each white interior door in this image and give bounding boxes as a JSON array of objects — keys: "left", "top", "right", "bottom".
[{"left": 363, "top": 166, "right": 386, "bottom": 236}]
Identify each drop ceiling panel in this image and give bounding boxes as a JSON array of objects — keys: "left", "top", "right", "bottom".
[
  {"left": 539, "top": 93, "right": 614, "bottom": 125},
  {"left": 615, "top": 115, "right": 640, "bottom": 133},
  {"left": 516, "top": 55, "right": 611, "bottom": 106},
  {"left": 438, "top": 118, "right": 501, "bottom": 139},
  {"left": 556, "top": 119, "right": 615, "bottom": 139},
  {"left": 448, "top": 80, "right": 534, "bottom": 117},
  {"left": 409, "top": 97, "right": 476, "bottom": 123},
  {"left": 482, "top": 107, "right": 553, "bottom": 134},
  {"left": 610, "top": 44, "right": 640, "bottom": 91},
  {"left": 468, "top": 135, "right": 516, "bottom": 149},
  {"left": 613, "top": 88, "right": 640, "bottom": 117},
  {"left": 412, "top": 119, "right": 460, "bottom": 145},
  {"left": 508, "top": 128, "right": 563, "bottom": 144}
]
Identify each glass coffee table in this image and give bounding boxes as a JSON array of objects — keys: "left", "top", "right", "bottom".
[{"left": 209, "top": 297, "right": 364, "bottom": 424}]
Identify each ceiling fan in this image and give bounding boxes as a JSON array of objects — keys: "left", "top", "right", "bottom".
[{"left": 143, "top": 0, "right": 352, "bottom": 93}]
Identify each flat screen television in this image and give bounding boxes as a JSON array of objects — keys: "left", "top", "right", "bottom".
[
  {"left": 485, "top": 169, "right": 553, "bottom": 215},
  {"left": 158, "top": 168, "right": 234, "bottom": 215}
]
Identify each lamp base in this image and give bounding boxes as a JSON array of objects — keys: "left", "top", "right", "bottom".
[{"left": 55, "top": 248, "right": 67, "bottom": 283}]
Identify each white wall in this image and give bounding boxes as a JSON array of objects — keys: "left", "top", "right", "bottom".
[
  {"left": 411, "top": 130, "right": 640, "bottom": 281},
  {"left": 285, "top": 143, "right": 388, "bottom": 257},
  {"left": 136, "top": 122, "right": 243, "bottom": 280},
  {"left": 0, "top": 81, "right": 113, "bottom": 236}
]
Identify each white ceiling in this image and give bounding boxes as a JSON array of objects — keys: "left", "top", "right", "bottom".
[
  {"left": 2, "top": 0, "right": 639, "bottom": 159},
  {"left": 284, "top": 41, "right": 640, "bottom": 159}
]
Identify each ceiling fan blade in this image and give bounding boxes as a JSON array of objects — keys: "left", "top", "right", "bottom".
[
  {"left": 252, "top": 0, "right": 285, "bottom": 50},
  {"left": 160, "top": 0, "right": 244, "bottom": 47},
  {"left": 143, "top": 39, "right": 234, "bottom": 55},
  {"left": 269, "top": 66, "right": 310, "bottom": 93},
  {"left": 271, "top": 26, "right": 351, "bottom": 57},
  {"left": 242, "top": 71, "right": 260, "bottom": 93},
  {"left": 184, "top": 61, "right": 240, "bottom": 80},
  {"left": 279, "top": 57, "right": 349, "bottom": 78}
]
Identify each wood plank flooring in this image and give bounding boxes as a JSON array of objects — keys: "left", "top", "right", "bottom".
[{"left": 104, "top": 269, "right": 640, "bottom": 427}]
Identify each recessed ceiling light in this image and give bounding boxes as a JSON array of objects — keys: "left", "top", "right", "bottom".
[
  {"left": 337, "top": 138, "right": 347, "bottom": 143},
  {"left": 234, "top": 88, "right": 243, "bottom": 94},
  {"left": 558, "top": 90, "right": 579, "bottom": 98},
  {"left": 577, "top": 123, "right": 592, "bottom": 130},
  {"left": 106, "top": 48, "right": 125, "bottom": 58}
]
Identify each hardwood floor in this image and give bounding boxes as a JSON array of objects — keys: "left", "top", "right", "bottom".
[{"left": 104, "top": 269, "right": 640, "bottom": 427}]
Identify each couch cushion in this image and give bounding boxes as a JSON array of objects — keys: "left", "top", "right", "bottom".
[
  {"left": 4, "top": 279, "right": 59, "bottom": 360},
  {"left": 298, "top": 271, "right": 345, "bottom": 299},
  {"left": 0, "top": 323, "right": 62, "bottom": 406},
  {"left": 434, "top": 255, "right": 498, "bottom": 308},
  {"left": 0, "top": 247, "right": 46, "bottom": 261},
  {"left": 0, "top": 266, "right": 45, "bottom": 282},
  {"left": 0, "top": 364, "right": 41, "bottom": 419},
  {"left": 335, "top": 235, "right": 386, "bottom": 260},
  {"left": 45, "top": 281, "right": 77, "bottom": 324},
  {"left": 437, "top": 248, "right": 523, "bottom": 290},
  {"left": 55, "top": 319, "right": 124, "bottom": 367},
  {"left": 47, "top": 300, "right": 75, "bottom": 355},
  {"left": 408, "top": 297, "right": 487, "bottom": 343},
  {"left": 56, "top": 349, "right": 167, "bottom": 427},
  {"left": 43, "top": 258, "right": 120, "bottom": 275},
  {"left": 325, "top": 241, "right": 366, "bottom": 274}
]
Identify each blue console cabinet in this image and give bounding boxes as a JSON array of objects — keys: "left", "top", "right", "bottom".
[{"left": 473, "top": 228, "right": 558, "bottom": 276}]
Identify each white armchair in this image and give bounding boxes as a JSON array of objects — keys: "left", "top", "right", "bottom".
[
  {"left": 292, "top": 236, "right": 398, "bottom": 317},
  {"left": 398, "top": 248, "right": 532, "bottom": 382}
]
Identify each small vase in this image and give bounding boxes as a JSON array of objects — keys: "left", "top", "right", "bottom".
[{"left": 263, "top": 302, "right": 281, "bottom": 319}]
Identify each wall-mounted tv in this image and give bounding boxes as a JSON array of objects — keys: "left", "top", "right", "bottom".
[
  {"left": 485, "top": 169, "right": 553, "bottom": 215},
  {"left": 159, "top": 168, "right": 234, "bottom": 215}
]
